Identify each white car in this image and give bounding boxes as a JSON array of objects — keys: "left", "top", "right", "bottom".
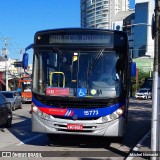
[
  {"left": 135, "top": 88, "right": 152, "bottom": 99},
  {"left": 0, "top": 91, "right": 22, "bottom": 111}
]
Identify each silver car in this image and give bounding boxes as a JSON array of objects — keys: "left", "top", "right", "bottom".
[{"left": 0, "top": 91, "right": 22, "bottom": 111}]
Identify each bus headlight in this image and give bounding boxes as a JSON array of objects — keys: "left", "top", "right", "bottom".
[
  {"left": 116, "top": 108, "right": 123, "bottom": 115},
  {"left": 33, "top": 106, "right": 38, "bottom": 112},
  {"left": 43, "top": 113, "right": 50, "bottom": 120},
  {"left": 109, "top": 113, "right": 118, "bottom": 120},
  {"left": 102, "top": 106, "right": 124, "bottom": 122},
  {"left": 102, "top": 116, "right": 109, "bottom": 122},
  {"left": 38, "top": 110, "right": 43, "bottom": 117},
  {"left": 32, "top": 105, "right": 50, "bottom": 120}
]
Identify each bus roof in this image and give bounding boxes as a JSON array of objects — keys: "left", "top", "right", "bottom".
[
  {"left": 19, "top": 76, "right": 32, "bottom": 82},
  {"left": 34, "top": 28, "right": 128, "bottom": 48},
  {"left": 34, "top": 28, "right": 127, "bottom": 36}
]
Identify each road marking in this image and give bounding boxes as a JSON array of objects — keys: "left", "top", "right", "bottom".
[
  {"left": 16, "top": 134, "right": 44, "bottom": 146},
  {"left": 125, "top": 130, "right": 151, "bottom": 160}
]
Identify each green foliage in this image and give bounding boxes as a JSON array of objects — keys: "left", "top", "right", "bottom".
[{"left": 131, "top": 69, "right": 150, "bottom": 96}]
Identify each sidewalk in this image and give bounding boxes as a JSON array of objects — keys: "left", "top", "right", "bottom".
[{"left": 126, "top": 130, "right": 154, "bottom": 160}]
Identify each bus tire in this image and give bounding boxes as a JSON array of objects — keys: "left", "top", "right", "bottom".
[{"left": 101, "top": 137, "right": 111, "bottom": 148}]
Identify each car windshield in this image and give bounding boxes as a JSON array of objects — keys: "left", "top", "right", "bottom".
[
  {"left": 0, "top": 92, "right": 14, "bottom": 98},
  {"left": 139, "top": 89, "right": 148, "bottom": 93},
  {"left": 32, "top": 49, "right": 122, "bottom": 98}
]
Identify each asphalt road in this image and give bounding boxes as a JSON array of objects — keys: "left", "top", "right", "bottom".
[{"left": 0, "top": 98, "right": 152, "bottom": 160}]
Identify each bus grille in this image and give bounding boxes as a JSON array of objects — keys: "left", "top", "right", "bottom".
[
  {"left": 51, "top": 115, "right": 99, "bottom": 120},
  {"left": 45, "top": 100, "right": 115, "bottom": 109}
]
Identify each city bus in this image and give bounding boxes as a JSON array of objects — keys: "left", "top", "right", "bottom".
[
  {"left": 18, "top": 76, "right": 32, "bottom": 103},
  {"left": 25, "top": 28, "right": 133, "bottom": 140}
]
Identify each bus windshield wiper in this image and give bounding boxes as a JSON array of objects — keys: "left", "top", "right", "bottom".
[
  {"left": 87, "top": 48, "right": 105, "bottom": 76},
  {"left": 53, "top": 47, "right": 71, "bottom": 71}
]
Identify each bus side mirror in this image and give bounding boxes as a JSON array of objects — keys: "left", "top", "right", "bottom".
[
  {"left": 22, "top": 53, "right": 29, "bottom": 69},
  {"left": 131, "top": 62, "right": 136, "bottom": 77},
  {"left": 22, "top": 43, "right": 33, "bottom": 70}
]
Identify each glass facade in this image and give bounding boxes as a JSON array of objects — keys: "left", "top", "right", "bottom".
[
  {"left": 134, "top": 2, "right": 148, "bottom": 57},
  {"left": 81, "top": 0, "right": 109, "bottom": 28},
  {"left": 81, "top": 0, "right": 129, "bottom": 29}
]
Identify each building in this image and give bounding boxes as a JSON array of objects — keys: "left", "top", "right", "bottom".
[
  {"left": 134, "top": 0, "right": 154, "bottom": 58},
  {"left": 81, "top": 0, "right": 154, "bottom": 75},
  {"left": 0, "top": 57, "right": 31, "bottom": 91},
  {"left": 0, "top": 56, "right": 6, "bottom": 90},
  {"left": 131, "top": 0, "right": 154, "bottom": 76},
  {"left": 112, "top": 10, "right": 135, "bottom": 57},
  {"left": 112, "top": 0, "right": 154, "bottom": 76},
  {"left": 81, "top": 0, "right": 154, "bottom": 59},
  {"left": 0, "top": 57, "right": 20, "bottom": 90},
  {"left": 81, "top": 0, "right": 129, "bottom": 29}
]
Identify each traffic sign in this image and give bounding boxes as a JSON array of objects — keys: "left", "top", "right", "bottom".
[{"left": 14, "top": 61, "right": 22, "bottom": 67}]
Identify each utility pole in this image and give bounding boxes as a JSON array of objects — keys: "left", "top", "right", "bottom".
[
  {"left": 151, "top": 0, "right": 160, "bottom": 159},
  {"left": 20, "top": 49, "right": 22, "bottom": 77},
  {"left": 5, "top": 38, "right": 8, "bottom": 91},
  {"left": 2, "top": 38, "right": 9, "bottom": 91}
]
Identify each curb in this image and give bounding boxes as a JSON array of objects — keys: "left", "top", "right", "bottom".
[{"left": 125, "top": 130, "right": 151, "bottom": 160}]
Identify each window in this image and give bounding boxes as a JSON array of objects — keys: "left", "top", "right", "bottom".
[{"left": 0, "top": 94, "right": 6, "bottom": 104}]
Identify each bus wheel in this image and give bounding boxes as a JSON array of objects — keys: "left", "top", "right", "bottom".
[{"left": 101, "top": 137, "right": 111, "bottom": 148}]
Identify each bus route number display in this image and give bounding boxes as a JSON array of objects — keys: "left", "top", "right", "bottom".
[{"left": 49, "top": 34, "right": 113, "bottom": 45}]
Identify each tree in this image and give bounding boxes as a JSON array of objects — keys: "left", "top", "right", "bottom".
[{"left": 131, "top": 69, "right": 150, "bottom": 96}]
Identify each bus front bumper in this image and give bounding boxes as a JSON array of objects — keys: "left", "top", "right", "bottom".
[{"left": 32, "top": 113, "right": 126, "bottom": 137}]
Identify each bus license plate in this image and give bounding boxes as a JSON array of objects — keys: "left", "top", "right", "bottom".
[{"left": 67, "top": 124, "right": 83, "bottom": 130}]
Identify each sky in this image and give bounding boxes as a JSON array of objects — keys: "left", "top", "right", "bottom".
[{"left": 0, "top": 0, "right": 135, "bottom": 64}]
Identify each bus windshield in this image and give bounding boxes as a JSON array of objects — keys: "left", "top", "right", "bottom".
[
  {"left": 33, "top": 48, "right": 121, "bottom": 98},
  {"left": 21, "top": 81, "right": 32, "bottom": 92}
]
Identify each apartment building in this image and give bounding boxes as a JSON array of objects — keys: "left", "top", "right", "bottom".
[{"left": 81, "top": 0, "right": 129, "bottom": 29}]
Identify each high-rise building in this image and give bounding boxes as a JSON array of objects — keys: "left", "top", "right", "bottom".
[
  {"left": 81, "top": 0, "right": 129, "bottom": 29},
  {"left": 134, "top": 0, "right": 154, "bottom": 58},
  {"left": 111, "top": 0, "right": 154, "bottom": 75}
]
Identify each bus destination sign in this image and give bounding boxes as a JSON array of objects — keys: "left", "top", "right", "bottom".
[{"left": 49, "top": 34, "right": 113, "bottom": 45}]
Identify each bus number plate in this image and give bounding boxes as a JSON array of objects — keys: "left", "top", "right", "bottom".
[{"left": 67, "top": 124, "right": 83, "bottom": 130}]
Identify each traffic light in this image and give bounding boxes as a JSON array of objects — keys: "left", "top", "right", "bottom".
[{"left": 14, "top": 61, "right": 22, "bottom": 67}]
